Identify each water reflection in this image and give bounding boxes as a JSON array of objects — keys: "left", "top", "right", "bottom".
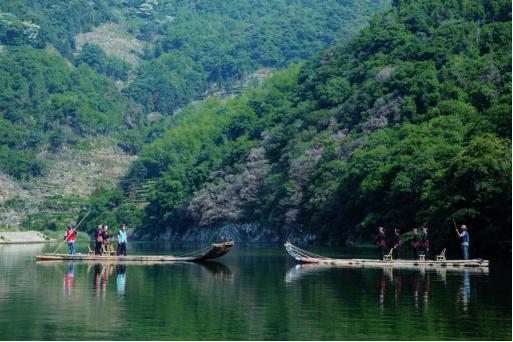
[
  {"left": 63, "top": 263, "right": 75, "bottom": 297},
  {"left": 423, "top": 271, "right": 430, "bottom": 309},
  {"left": 394, "top": 271, "right": 402, "bottom": 304},
  {"left": 93, "top": 264, "right": 113, "bottom": 297},
  {"left": 285, "top": 263, "right": 484, "bottom": 313},
  {"left": 50, "top": 260, "right": 232, "bottom": 298},
  {"left": 284, "top": 263, "right": 328, "bottom": 283},
  {"left": 378, "top": 269, "right": 386, "bottom": 308},
  {"left": 436, "top": 267, "right": 447, "bottom": 284},
  {"left": 0, "top": 245, "right": 509, "bottom": 340},
  {"left": 116, "top": 265, "right": 126, "bottom": 296},
  {"left": 459, "top": 270, "right": 471, "bottom": 312},
  {"left": 198, "top": 261, "right": 233, "bottom": 281}
]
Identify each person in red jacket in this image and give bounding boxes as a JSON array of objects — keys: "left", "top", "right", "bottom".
[{"left": 64, "top": 224, "right": 76, "bottom": 255}]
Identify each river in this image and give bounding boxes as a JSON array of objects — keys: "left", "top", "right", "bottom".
[{"left": 0, "top": 242, "right": 510, "bottom": 340}]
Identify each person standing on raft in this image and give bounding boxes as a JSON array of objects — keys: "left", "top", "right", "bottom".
[
  {"left": 64, "top": 224, "right": 76, "bottom": 255},
  {"left": 392, "top": 228, "right": 401, "bottom": 259},
  {"left": 422, "top": 227, "right": 430, "bottom": 259},
  {"left": 411, "top": 228, "right": 420, "bottom": 260},
  {"left": 455, "top": 224, "right": 470, "bottom": 260},
  {"left": 95, "top": 224, "right": 103, "bottom": 255},
  {"left": 117, "top": 224, "right": 128, "bottom": 256},
  {"left": 102, "top": 225, "right": 111, "bottom": 253},
  {"left": 376, "top": 227, "right": 386, "bottom": 260}
]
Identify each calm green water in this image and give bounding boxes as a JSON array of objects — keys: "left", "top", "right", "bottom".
[{"left": 0, "top": 242, "right": 510, "bottom": 340}]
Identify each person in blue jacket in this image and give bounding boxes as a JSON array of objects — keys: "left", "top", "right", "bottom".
[
  {"left": 455, "top": 224, "right": 470, "bottom": 260},
  {"left": 117, "top": 224, "right": 128, "bottom": 256}
]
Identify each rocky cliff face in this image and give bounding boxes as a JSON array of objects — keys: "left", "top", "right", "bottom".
[{"left": 129, "top": 223, "right": 318, "bottom": 244}]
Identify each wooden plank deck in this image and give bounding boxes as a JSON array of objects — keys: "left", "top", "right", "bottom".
[{"left": 312, "top": 258, "right": 489, "bottom": 269}]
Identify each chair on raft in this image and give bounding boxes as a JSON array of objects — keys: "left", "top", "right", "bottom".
[
  {"left": 109, "top": 244, "right": 117, "bottom": 256},
  {"left": 87, "top": 244, "right": 95, "bottom": 256},
  {"left": 437, "top": 248, "right": 446, "bottom": 261},
  {"left": 383, "top": 248, "right": 394, "bottom": 261}
]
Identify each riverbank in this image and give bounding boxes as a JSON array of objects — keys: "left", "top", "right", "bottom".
[{"left": 0, "top": 231, "right": 55, "bottom": 244}]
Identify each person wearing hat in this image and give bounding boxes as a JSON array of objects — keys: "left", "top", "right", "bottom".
[
  {"left": 455, "top": 224, "right": 470, "bottom": 260},
  {"left": 64, "top": 224, "right": 76, "bottom": 255}
]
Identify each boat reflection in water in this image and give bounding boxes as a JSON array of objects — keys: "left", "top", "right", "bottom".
[
  {"left": 63, "top": 263, "right": 75, "bottom": 297},
  {"left": 199, "top": 261, "right": 233, "bottom": 281},
  {"left": 285, "top": 263, "right": 485, "bottom": 311},
  {"left": 285, "top": 263, "right": 326, "bottom": 284},
  {"left": 89, "top": 261, "right": 233, "bottom": 297}
]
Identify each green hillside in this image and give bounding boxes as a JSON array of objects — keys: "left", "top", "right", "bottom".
[
  {"left": 0, "top": 0, "right": 388, "bottom": 179},
  {"left": 94, "top": 0, "right": 511, "bottom": 252},
  {"left": 0, "top": 47, "right": 133, "bottom": 179},
  {"left": 0, "top": 0, "right": 388, "bottom": 230},
  {"left": 124, "top": 0, "right": 390, "bottom": 115}
]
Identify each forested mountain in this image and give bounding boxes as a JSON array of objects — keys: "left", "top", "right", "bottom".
[
  {"left": 90, "top": 0, "right": 511, "bottom": 253},
  {"left": 0, "top": 0, "right": 388, "bottom": 230}
]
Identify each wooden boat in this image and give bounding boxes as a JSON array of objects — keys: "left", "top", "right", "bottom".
[
  {"left": 35, "top": 241, "right": 234, "bottom": 263},
  {"left": 284, "top": 242, "right": 489, "bottom": 270}
]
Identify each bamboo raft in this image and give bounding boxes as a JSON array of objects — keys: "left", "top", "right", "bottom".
[
  {"left": 284, "top": 242, "right": 489, "bottom": 270},
  {"left": 35, "top": 241, "right": 235, "bottom": 263}
]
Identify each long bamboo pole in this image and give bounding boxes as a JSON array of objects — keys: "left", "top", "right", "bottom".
[{"left": 51, "top": 210, "right": 91, "bottom": 254}]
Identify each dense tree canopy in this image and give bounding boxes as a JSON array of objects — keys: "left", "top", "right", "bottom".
[
  {"left": 0, "top": 47, "right": 136, "bottom": 179},
  {"left": 0, "top": 0, "right": 387, "bottom": 179},
  {"left": 124, "top": 0, "right": 390, "bottom": 114}
]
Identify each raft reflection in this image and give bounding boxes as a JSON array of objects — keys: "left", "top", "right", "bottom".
[{"left": 285, "top": 263, "right": 484, "bottom": 312}]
